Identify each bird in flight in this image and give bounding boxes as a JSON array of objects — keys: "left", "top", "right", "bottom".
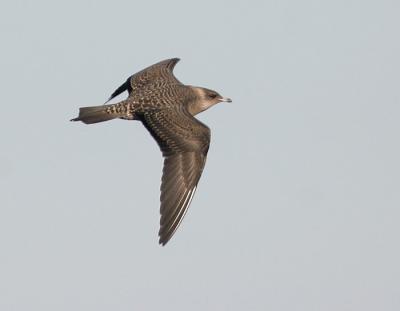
[{"left": 71, "top": 58, "right": 231, "bottom": 245}]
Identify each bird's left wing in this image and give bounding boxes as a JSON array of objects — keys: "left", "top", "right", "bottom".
[
  {"left": 107, "top": 58, "right": 182, "bottom": 102},
  {"left": 141, "top": 107, "right": 211, "bottom": 245}
]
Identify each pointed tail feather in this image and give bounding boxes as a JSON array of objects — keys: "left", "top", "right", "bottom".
[{"left": 71, "top": 104, "right": 128, "bottom": 124}]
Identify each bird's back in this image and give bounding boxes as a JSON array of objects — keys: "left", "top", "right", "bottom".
[{"left": 129, "top": 83, "right": 195, "bottom": 112}]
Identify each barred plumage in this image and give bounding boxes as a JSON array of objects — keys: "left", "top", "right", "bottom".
[{"left": 71, "top": 58, "right": 231, "bottom": 245}]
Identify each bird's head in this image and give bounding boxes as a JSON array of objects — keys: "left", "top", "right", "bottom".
[{"left": 189, "top": 86, "right": 232, "bottom": 115}]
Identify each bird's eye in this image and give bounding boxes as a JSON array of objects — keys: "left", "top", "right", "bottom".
[{"left": 209, "top": 93, "right": 217, "bottom": 99}]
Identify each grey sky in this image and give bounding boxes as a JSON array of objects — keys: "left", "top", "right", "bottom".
[{"left": 1, "top": 0, "right": 399, "bottom": 310}]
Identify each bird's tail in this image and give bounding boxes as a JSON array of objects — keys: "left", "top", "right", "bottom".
[{"left": 70, "top": 103, "right": 129, "bottom": 124}]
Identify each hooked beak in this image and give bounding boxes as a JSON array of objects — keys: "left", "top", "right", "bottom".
[{"left": 219, "top": 96, "right": 232, "bottom": 103}]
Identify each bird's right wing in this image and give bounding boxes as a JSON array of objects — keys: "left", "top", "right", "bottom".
[
  {"left": 141, "top": 107, "right": 211, "bottom": 245},
  {"left": 107, "top": 58, "right": 182, "bottom": 102}
]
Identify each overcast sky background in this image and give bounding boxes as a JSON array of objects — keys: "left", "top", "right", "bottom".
[{"left": 1, "top": 0, "right": 399, "bottom": 310}]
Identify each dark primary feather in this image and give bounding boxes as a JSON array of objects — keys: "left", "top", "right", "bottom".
[
  {"left": 142, "top": 107, "right": 210, "bottom": 245},
  {"left": 107, "top": 79, "right": 131, "bottom": 102}
]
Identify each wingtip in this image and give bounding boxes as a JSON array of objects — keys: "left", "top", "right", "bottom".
[
  {"left": 158, "top": 239, "right": 167, "bottom": 247},
  {"left": 167, "top": 58, "right": 180, "bottom": 66},
  {"left": 158, "top": 232, "right": 172, "bottom": 247}
]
